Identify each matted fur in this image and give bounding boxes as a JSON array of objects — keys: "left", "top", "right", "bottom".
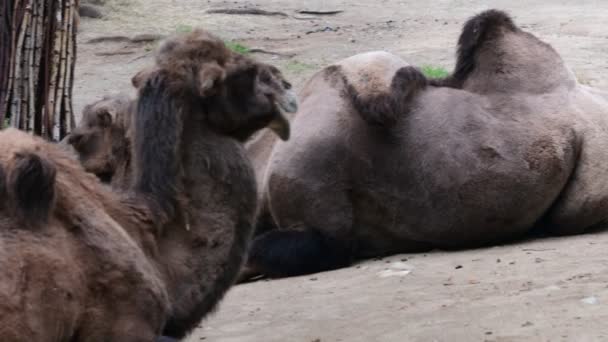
[{"left": 65, "top": 94, "right": 134, "bottom": 186}]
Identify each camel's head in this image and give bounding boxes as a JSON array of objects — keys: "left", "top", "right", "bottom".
[
  {"left": 131, "top": 29, "right": 296, "bottom": 142},
  {"left": 66, "top": 95, "right": 132, "bottom": 183}
]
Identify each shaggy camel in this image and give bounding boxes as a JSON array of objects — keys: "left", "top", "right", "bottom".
[
  {"left": 67, "top": 60, "right": 295, "bottom": 191},
  {"left": 0, "top": 29, "right": 295, "bottom": 341},
  {"left": 241, "top": 9, "right": 608, "bottom": 280}
]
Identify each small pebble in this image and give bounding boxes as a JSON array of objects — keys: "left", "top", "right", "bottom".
[{"left": 581, "top": 296, "right": 599, "bottom": 305}]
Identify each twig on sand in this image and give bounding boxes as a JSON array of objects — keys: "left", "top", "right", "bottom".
[
  {"left": 87, "top": 36, "right": 131, "bottom": 44},
  {"left": 249, "top": 48, "right": 296, "bottom": 58},
  {"left": 95, "top": 50, "right": 136, "bottom": 56},
  {"left": 87, "top": 34, "right": 164, "bottom": 45},
  {"left": 522, "top": 248, "right": 556, "bottom": 252},
  {"left": 130, "top": 33, "right": 164, "bottom": 43},
  {"left": 206, "top": 8, "right": 288, "bottom": 17},
  {"left": 128, "top": 51, "right": 153, "bottom": 63},
  {"left": 296, "top": 10, "right": 344, "bottom": 15}
]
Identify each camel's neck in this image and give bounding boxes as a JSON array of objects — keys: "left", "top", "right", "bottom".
[
  {"left": 130, "top": 74, "right": 184, "bottom": 222},
  {"left": 156, "top": 125, "right": 258, "bottom": 337}
]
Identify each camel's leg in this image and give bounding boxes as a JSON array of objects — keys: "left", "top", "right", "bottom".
[
  {"left": 246, "top": 228, "right": 354, "bottom": 278},
  {"left": 542, "top": 148, "right": 608, "bottom": 236},
  {"left": 157, "top": 337, "right": 179, "bottom": 342},
  {"left": 247, "top": 180, "right": 355, "bottom": 278}
]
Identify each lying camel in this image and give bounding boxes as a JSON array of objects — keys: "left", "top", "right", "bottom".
[
  {"left": 0, "top": 28, "right": 295, "bottom": 341},
  {"left": 241, "top": 9, "right": 608, "bottom": 280}
]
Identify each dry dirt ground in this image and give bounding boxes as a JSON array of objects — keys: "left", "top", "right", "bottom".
[{"left": 74, "top": 1, "right": 608, "bottom": 341}]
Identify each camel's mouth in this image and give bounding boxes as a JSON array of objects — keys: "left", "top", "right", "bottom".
[
  {"left": 269, "top": 89, "right": 297, "bottom": 141},
  {"left": 276, "top": 89, "right": 298, "bottom": 114}
]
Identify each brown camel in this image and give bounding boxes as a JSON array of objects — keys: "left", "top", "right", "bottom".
[
  {"left": 65, "top": 93, "right": 135, "bottom": 187},
  {"left": 67, "top": 58, "right": 295, "bottom": 192},
  {"left": 0, "top": 28, "right": 295, "bottom": 341},
  {"left": 240, "top": 9, "right": 608, "bottom": 280}
]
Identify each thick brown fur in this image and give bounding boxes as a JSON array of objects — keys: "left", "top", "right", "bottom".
[
  {"left": 430, "top": 9, "right": 575, "bottom": 94},
  {"left": 430, "top": 10, "right": 517, "bottom": 88},
  {"left": 0, "top": 28, "right": 295, "bottom": 341},
  {"left": 7, "top": 153, "right": 57, "bottom": 227},
  {"left": 65, "top": 94, "right": 134, "bottom": 187},
  {"left": 241, "top": 10, "right": 608, "bottom": 280}
]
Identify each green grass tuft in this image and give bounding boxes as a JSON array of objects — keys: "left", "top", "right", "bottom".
[
  {"left": 421, "top": 65, "right": 450, "bottom": 79},
  {"left": 285, "top": 60, "right": 315, "bottom": 74},
  {"left": 224, "top": 41, "right": 251, "bottom": 55},
  {"left": 175, "top": 24, "right": 193, "bottom": 33}
]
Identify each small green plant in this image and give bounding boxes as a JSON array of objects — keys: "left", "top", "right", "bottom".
[
  {"left": 143, "top": 41, "right": 156, "bottom": 52},
  {"left": 224, "top": 41, "right": 250, "bottom": 55},
  {"left": 285, "top": 60, "right": 315, "bottom": 74},
  {"left": 421, "top": 65, "right": 449, "bottom": 79},
  {"left": 175, "top": 24, "right": 193, "bottom": 33},
  {"left": 3, "top": 117, "right": 10, "bottom": 128}
]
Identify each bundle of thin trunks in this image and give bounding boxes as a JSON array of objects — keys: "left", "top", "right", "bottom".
[{"left": 0, "top": 0, "right": 78, "bottom": 141}]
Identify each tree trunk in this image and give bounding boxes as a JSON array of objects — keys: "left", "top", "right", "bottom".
[{"left": 1, "top": 0, "right": 78, "bottom": 141}]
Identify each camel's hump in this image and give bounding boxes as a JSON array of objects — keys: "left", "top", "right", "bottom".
[{"left": 335, "top": 51, "right": 410, "bottom": 99}]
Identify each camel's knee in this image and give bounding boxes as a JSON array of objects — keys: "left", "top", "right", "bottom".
[{"left": 245, "top": 229, "right": 354, "bottom": 279}]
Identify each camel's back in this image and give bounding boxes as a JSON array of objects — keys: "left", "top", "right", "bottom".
[
  {"left": 0, "top": 129, "right": 168, "bottom": 340},
  {"left": 0, "top": 219, "right": 86, "bottom": 341}
]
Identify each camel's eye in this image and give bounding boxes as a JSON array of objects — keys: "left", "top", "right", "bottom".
[{"left": 282, "top": 81, "right": 292, "bottom": 90}]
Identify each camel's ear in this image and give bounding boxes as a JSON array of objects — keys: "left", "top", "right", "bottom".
[
  {"left": 8, "top": 152, "right": 56, "bottom": 227},
  {"left": 197, "top": 62, "right": 226, "bottom": 97},
  {"left": 132, "top": 66, "right": 160, "bottom": 89}
]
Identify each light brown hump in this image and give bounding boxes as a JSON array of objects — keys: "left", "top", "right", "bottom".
[
  {"left": 0, "top": 129, "right": 57, "bottom": 228},
  {"left": 433, "top": 9, "right": 577, "bottom": 94},
  {"left": 323, "top": 51, "right": 428, "bottom": 128}
]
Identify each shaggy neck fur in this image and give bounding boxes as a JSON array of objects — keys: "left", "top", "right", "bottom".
[{"left": 128, "top": 69, "right": 257, "bottom": 339}]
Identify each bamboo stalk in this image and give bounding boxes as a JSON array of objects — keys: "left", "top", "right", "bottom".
[
  {"left": 11, "top": 2, "right": 29, "bottom": 127},
  {"left": 22, "top": 5, "right": 33, "bottom": 130},
  {"left": 27, "top": 0, "right": 40, "bottom": 132},
  {"left": 0, "top": 0, "right": 14, "bottom": 127},
  {"left": 2, "top": 0, "right": 77, "bottom": 140},
  {"left": 53, "top": 0, "right": 69, "bottom": 140},
  {"left": 4, "top": 0, "right": 23, "bottom": 126},
  {"left": 48, "top": 0, "right": 62, "bottom": 139},
  {"left": 61, "top": 0, "right": 76, "bottom": 137}
]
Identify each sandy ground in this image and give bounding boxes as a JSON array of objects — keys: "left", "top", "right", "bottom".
[{"left": 73, "top": 1, "right": 608, "bottom": 341}]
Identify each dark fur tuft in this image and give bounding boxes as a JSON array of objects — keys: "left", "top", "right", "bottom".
[
  {"left": 342, "top": 66, "right": 427, "bottom": 127},
  {"left": 431, "top": 9, "right": 517, "bottom": 88},
  {"left": 8, "top": 153, "right": 56, "bottom": 226},
  {"left": 0, "top": 163, "right": 6, "bottom": 207},
  {"left": 247, "top": 229, "right": 353, "bottom": 277},
  {"left": 132, "top": 71, "right": 184, "bottom": 220}
]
